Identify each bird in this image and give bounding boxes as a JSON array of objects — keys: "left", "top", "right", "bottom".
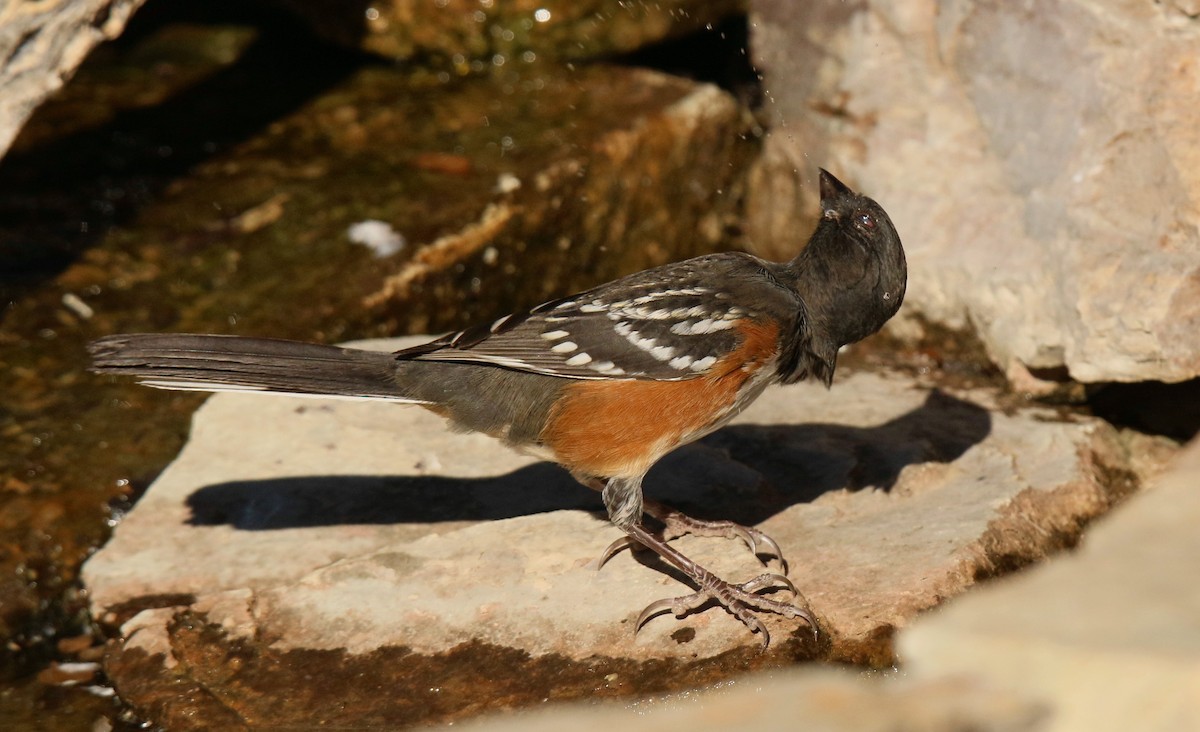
[{"left": 89, "top": 169, "right": 906, "bottom": 650}]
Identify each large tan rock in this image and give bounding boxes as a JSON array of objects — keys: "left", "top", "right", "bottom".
[
  {"left": 83, "top": 338, "right": 1152, "bottom": 728},
  {"left": 748, "top": 0, "right": 1200, "bottom": 384},
  {"left": 899, "top": 436, "right": 1200, "bottom": 732},
  {"left": 423, "top": 671, "right": 1047, "bottom": 732}
]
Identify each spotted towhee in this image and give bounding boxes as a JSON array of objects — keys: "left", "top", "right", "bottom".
[{"left": 90, "top": 169, "right": 906, "bottom": 649}]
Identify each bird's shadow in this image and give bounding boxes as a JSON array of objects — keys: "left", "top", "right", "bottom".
[{"left": 186, "top": 389, "right": 991, "bottom": 531}]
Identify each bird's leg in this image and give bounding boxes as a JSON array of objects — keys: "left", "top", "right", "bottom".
[
  {"left": 580, "top": 471, "right": 785, "bottom": 571},
  {"left": 594, "top": 476, "right": 816, "bottom": 650}
]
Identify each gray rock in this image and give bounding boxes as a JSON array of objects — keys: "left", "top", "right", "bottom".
[
  {"left": 0, "top": 0, "right": 148, "bottom": 159},
  {"left": 83, "top": 337, "right": 1157, "bottom": 728},
  {"left": 748, "top": 0, "right": 1200, "bottom": 384},
  {"left": 900, "top": 436, "right": 1200, "bottom": 732}
]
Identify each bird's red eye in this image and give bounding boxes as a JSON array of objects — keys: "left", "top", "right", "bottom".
[{"left": 857, "top": 212, "right": 875, "bottom": 229}]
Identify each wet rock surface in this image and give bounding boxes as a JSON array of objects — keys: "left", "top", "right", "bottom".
[
  {"left": 748, "top": 0, "right": 1200, "bottom": 385},
  {"left": 81, "top": 337, "right": 1159, "bottom": 728},
  {"left": 275, "top": 0, "right": 745, "bottom": 66}
]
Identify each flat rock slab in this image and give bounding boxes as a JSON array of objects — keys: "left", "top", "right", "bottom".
[{"left": 84, "top": 337, "right": 1143, "bottom": 728}]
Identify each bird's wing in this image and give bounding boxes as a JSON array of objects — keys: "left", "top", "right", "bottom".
[{"left": 395, "top": 253, "right": 799, "bottom": 381}]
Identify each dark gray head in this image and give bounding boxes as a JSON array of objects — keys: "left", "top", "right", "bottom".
[{"left": 792, "top": 169, "right": 907, "bottom": 349}]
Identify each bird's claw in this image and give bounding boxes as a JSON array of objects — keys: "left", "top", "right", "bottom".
[
  {"left": 597, "top": 535, "right": 637, "bottom": 568},
  {"left": 728, "top": 526, "right": 786, "bottom": 571}
]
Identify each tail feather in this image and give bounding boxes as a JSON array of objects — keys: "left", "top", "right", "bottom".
[{"left": 89, "top": 334, "right": 421, "bottom": 402}]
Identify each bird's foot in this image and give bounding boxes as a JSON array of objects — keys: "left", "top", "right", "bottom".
[{"left": 636, "top": 572, "right": 816, "bottom": 650}]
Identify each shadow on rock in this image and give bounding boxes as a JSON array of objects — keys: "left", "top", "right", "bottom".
[
  {"left": 689, "top": 388, "right": 994, "bottom": 524},
  {"left": 186, "top": 389, "right": 991, "bottom": 530},
  {"left": 186, "top": 462, "right": 598, "bottom": 529}
]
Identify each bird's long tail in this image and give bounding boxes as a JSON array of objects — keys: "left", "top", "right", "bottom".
[{"left": 89, "top": 333, "right": 420, "bottom": 402}]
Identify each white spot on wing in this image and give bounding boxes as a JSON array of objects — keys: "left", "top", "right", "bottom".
[
  {"left": 673, "top": 305, "right": 708, "bottom": 318},
  {"left": 668, "top": 355, "right": 693, "bottom": 370},
  {"left": 565, "top": 352, "right": 592, "bottom": 366},
  {"left": 630, "top": 334, "right": 657, "bottom": 351},
  {"left": 649, "top": 345, "right": 676, "bottom": 361},
  {"left": 690, "top": 355, "right": 717, "bottom": 371},
  {"left": 551, "top": 341, "right": 578, "bottom": 353},
  {"left": 541, "top": 330, "right": 569, "bottom": 341},
  {"left": 490, "top": 314, "right": 514, "bottom": 333},
  {"left": 593, "top": 362, "right": 626, "bottom": 376}
]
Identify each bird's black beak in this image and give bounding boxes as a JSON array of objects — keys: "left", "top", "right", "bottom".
[{"left": 818, "top": 168, "right": 854, "bottom": 209}]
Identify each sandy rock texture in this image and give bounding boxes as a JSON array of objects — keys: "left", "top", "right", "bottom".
[
  {"left": 900, "top": 435, "right": 1200, "bottom": 732},
  {"left": 0, "top": 0, "right": 148, "bottom": 159},
  {"left": 83, "top": 338, "right": 1154, "bottom": 729},
  {"left": 748, "top": 0, "right": 1200, "bottom": 385}
]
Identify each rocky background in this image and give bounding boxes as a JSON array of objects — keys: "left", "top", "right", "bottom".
[{"left": 0, "top": 0, "right": 1196, "bottom": 730}]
